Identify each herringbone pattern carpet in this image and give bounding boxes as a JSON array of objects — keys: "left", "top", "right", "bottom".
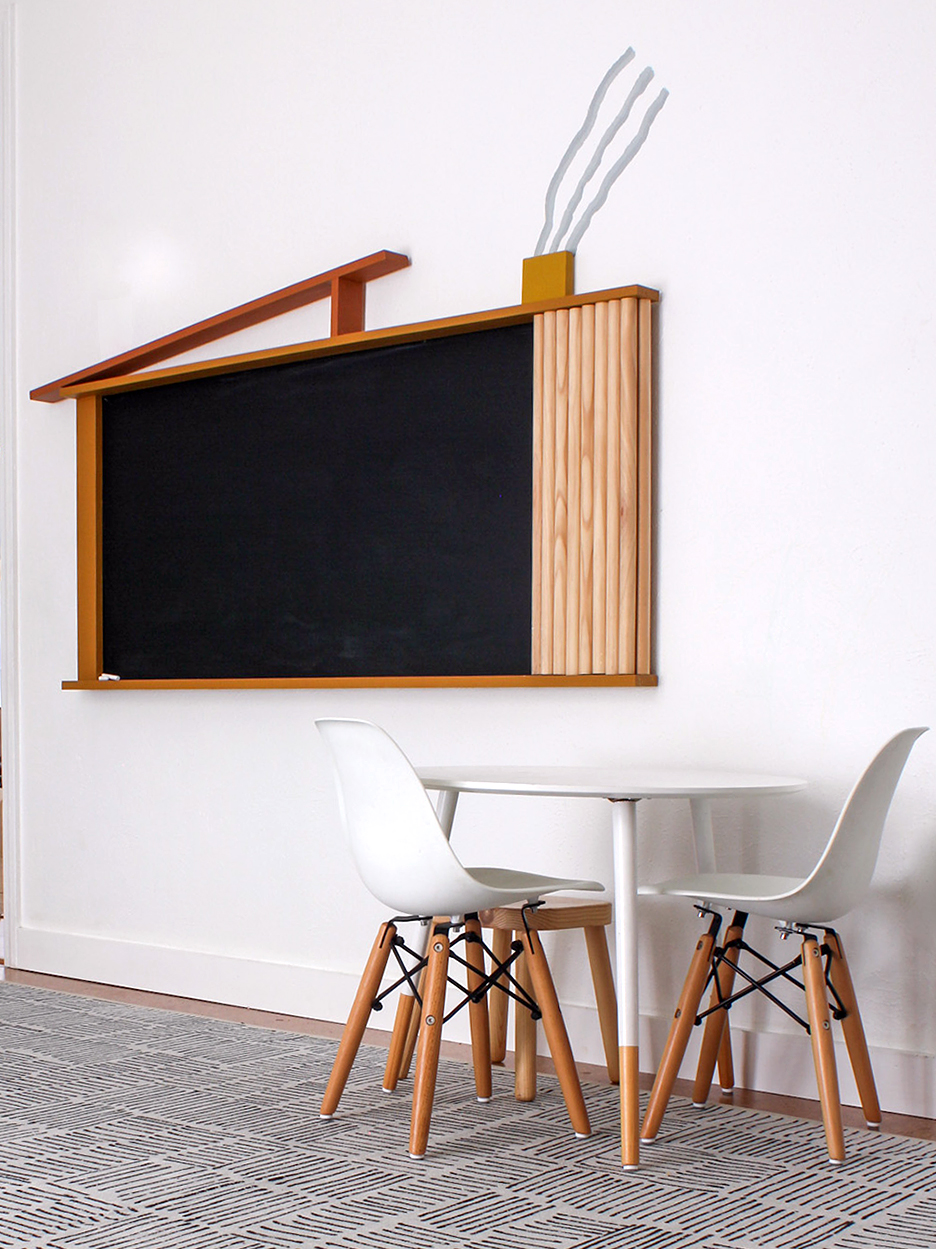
[{"left": 0, "top": 982, "right": 932, "bottom": 1247}]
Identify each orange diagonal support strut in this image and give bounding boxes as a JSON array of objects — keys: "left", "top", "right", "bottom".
[{"left": 31, "top": 249, "right": 411, "bottom": 403}]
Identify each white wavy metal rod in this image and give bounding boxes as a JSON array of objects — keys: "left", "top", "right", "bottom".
[
  {"left": 565, "top": 88, "right": 669, "bottom": 254},
  {"left": 548, "top": 66, "right": 655, "bottom": 254},
  {"left": 533, "top": 48, "right": 636, "bottom": 257}
]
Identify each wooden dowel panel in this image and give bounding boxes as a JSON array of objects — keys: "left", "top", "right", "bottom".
[{"left": 530, "top": 294, "right": 649, "bottom": 679}]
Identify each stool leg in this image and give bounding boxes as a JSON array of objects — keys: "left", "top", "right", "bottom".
[
  {"left": 488, "top": 927, "right": 512, "bottom": 1064},
  {"left": 383, "top": 995, "right": 417, "bottom": 1093},
  {"left": 514, "top": 942, "right": 537, "bottom": 1102},
  {"left": 824, "top": 929, "right": 881, "bottom": 1128},
  {"left": 717, "top": 1024, "right": 735, "bottom": 1095},
  {"left": 584, "top": 924, "right": 619, "bottom": 1084},
  {"left": 692, "top": 914, "right": 746, "bottom": 1105},
  {"left": 519, "top": 927, "right": 591, "bottom": 1137},
  {"left": 464, "top": 916, "right": 492, "bottom": 1102},
  {"left": 409, "top": 927, "right": 450, "bottom": 1159},
  {"left": 398, "top": 972, "right": 424, "bottom": 1081},
  {"left": 321, "top": 921, "right": 397, "bottom": 1118},
  {"left": 641, "top": 916, "right": 718, "bottom": 1143},
  {"left": 803, "top": 934, "right": 846, "bottom": 1164}
]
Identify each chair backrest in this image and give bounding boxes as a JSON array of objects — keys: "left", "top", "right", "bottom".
[
  {"left": 788, "top": 727, "right": 927, "bottom": 923},
  {"left": 316, "top": 717, "right": 481, "bottom": 915}
]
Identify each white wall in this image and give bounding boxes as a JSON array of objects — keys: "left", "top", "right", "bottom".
[{"left": 5, "top": 0, "right": 936, "bottom": 1114}]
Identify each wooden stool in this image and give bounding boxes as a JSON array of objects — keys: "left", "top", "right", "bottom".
[{"left": 479, "top": 897, "right": 619, "bottom": 1100}]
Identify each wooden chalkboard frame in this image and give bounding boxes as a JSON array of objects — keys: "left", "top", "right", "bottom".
[{"left": 58, "top": 283, "right": 658, "bottom": 689}]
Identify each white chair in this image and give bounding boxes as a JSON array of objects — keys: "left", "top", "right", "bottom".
[
  {"left": 316, "top": 717, "right": 606, "bottom": 1159},
  {"left": 638, "top": 727, "right": 927, "bottom": 1164}
]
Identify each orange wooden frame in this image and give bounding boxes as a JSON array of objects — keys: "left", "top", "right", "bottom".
[
  {"left": 32, "top": 250, "right": 411, "bottom": 403},
  {"left": 59, "top": 282, "right": 658, "bottom": 690}
]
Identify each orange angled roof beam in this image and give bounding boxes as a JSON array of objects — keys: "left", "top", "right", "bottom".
[{"left": 30, "top": 248, "right": 410, "bottom": 403}]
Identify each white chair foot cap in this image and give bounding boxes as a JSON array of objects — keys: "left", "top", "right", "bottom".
[
  {"left": 622, "top": 1163, "right": 640, "bottom": 1171},
  {"left": 866, "top": 1121, "right": 882, "bottom": 1130},
  {"left": 691, "top": 1100, "right": 707, "bottom": 1108},
  {"left": 477, "top": 1096, "right": 492, "bottom": 1103},
  {"left": 574, "top": 1132, "right": 591, "bottom": 1139},
  {"left": 407, "top": 1152, "right": 425, "bottom": 1161},
  {"left": 829, "top": 1158, "right": 846, "bottom": 1166},
  {"left": 319, "top": 1113, "right": 334, "bottom": 1120},
  {"left": 381, "top": 1086, "right": 395, "bottom": 1094},
  {"left": 640, "top": 1135, "right": 657, "bottom": 1145},
  {"left": 721, "top": 1087, "right": 734, "bottom": 1095}
]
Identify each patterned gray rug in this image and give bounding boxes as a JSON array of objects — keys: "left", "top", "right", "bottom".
[{"left": 0, "top": 981, "right": 932, "bottom": 1248}]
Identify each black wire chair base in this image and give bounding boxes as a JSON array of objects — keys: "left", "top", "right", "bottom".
[
  {"left": 692, "top": 909, "right": 849, "bottom": 1036},
  {"left": 370, "top": 911, "right": 543, "bottom": 1027}
]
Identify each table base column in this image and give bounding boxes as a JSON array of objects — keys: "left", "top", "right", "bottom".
[{"left": 611, "top": 798, "right": 640, "bottom": 1168}]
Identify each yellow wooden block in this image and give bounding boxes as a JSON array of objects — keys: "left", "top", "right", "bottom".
[{"left": 522, "top": 252, "right": 575, "bottom": 304}]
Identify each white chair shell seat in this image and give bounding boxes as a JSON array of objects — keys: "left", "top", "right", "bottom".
[
  {"left": 459, "top": 866, "right": 603, "bottom": 913},
  {"left": 640, "top": 873, "right": 820, "bottom": 923},
  {"left": 315, "top": 716, "right": 605, "bottom": 1157}
]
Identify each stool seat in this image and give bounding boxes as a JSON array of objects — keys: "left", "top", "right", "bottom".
[
  {"left": 480, "top": 895, "right": 619, "bottom": 1100},
  {"left": 479, "top": 897, "right": 613, "bottom": 930}
]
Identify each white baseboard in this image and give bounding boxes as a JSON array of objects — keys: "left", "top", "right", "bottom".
[{"left": 12, "top": 925, "right": 936, "bottom": 1120}]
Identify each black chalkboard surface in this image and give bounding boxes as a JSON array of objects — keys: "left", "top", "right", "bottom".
[{"left": 101, "top": 323, "right": 534, "bottom": 680}]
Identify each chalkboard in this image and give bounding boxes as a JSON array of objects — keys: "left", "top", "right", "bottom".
[{"left": 100, "top": 323, "right": 534, "bottom": 680}]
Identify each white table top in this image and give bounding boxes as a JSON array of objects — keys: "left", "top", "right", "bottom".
[{"left": 416, "top": 765, "right": 806, "bottom": 801}]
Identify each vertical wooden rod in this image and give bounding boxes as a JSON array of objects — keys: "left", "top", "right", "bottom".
[
  {"left": 619, "top": 298, "right": 639, "bottom": 674},
  {"left": 531, "top": 314, "right": 545, "bottom": 673},
  {"left": 552, "top": 309, "right": 570, "bottom": 672},
  {"left": 565, "top": 307, "right": 582, "bottom": 674},
  {"left": 636, "top": 297, "right": 653, "bottom": 674},
  {"left": 541, "top": 312, "right": 557, "bottom": 673},
  {"left": 592, "top": 302, "right": 609, "bottom": 673},
  {"left": 605, "top": 300, "right": 622, "bottom": 674},
  {"left": 578, "top": 303, "right": 595, "bottom": 673}
]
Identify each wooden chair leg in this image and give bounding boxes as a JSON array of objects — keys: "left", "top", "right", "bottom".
[
  {"left": 824, "top": 929, "right": 881, "bottom": 1128},
  {"left": 409, "top": 927, "right": 450, "bottom": 1159},
  {"left": 692, "top": 914, "right": 746, "bottom": 1105},
  {"left": 641, "top": 917, "right": 718, "bottom": 1143},
  {"left": 514, "top": 943, "right": 538, "bottom": 1102},
  {"left": 397, "top": 919, "right": 436, "bottom": 1081},
  {"left": 488, "top": 927, "right": 512, "bottom": 1064},
  {"left": 519, "top": 928, "right": 591, "bottom": 1137},
  {"left": 321, "top": 921, "right": 397, "bottom": 1118},
  {"left": 803, "top": 934, "right": 846, "bottom": 1164},
  {"left": 584, "top": 924, "right": 619, "bottom": 1084},
  {"left": 464, "top": 916, "right": 492, "bottom": 1102}
]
